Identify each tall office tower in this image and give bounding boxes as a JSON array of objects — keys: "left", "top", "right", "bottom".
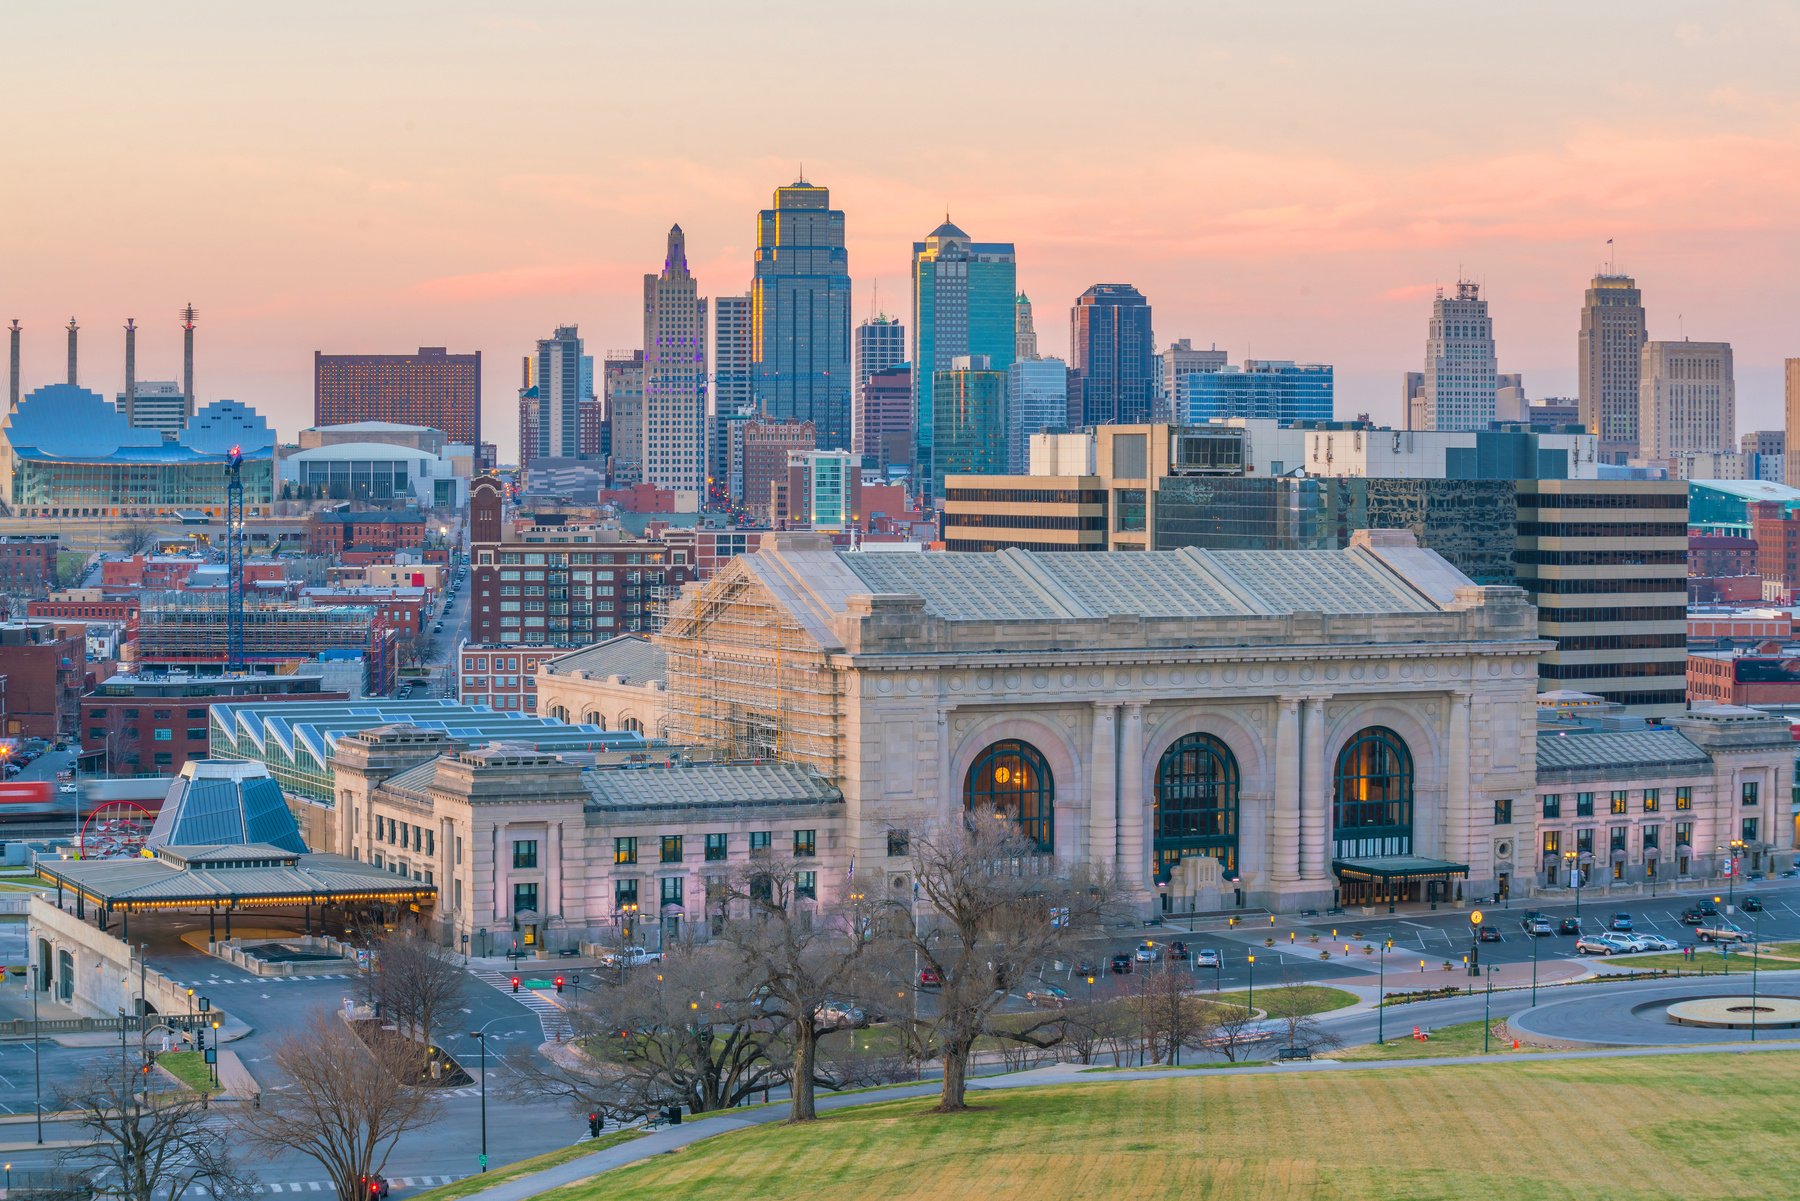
[
  {"left": 313, "top": 347, "right": 483, "bottom": 447},
  {"left": 742, "top": 419, "right": 816, "bottom": 521},
  {"left": 1577, "top": 273, "right": 1647, "bottom": 464},
  {"left": 604, "top": 350, "right": 645, "bottom": 487},
  {"left": 1161, "top": 339, "right": 1228, "bottom": 420},
  {"left": 1639, "top": 340, "right": 1736, "bottom": 463},
  {"left": 1786, "top": 360, "right": 1800, "bottom": 489},
  {"left": 1516, "top": 479, "right": 1688, "bottom": 716},
  {"left": 1185, "top": 361, "right": 1333, "bottom": 423},
  {"left": 1069, "top": 284, "right": 1154, "bottom": 428},
  {"left": 7, "top": 320, "right": 19, "bottom": 410},
  {"left": 66, "top": 318, "right": 78, "bottom": 385},
  {"left": 123, "top": 318, "right": 137, "bottom": 425},
  {"left": 711, "top": 293, "right": 755, "bottom": 491},
  {"left": 713, "top": 406, "right": 758, "bottom": 503},
  {"left": 180, "top": 304, "right": 196, "bottom": 418},
  {"left": 1015, "top": 292, "right": 1038, "bottom": 361},
  {"left": 578, "top": 348, "right": 604, "bottom": 459},
  {"left": 117, "top": 381, "right": 186, "bottom": 441},
  {"left": 1421, "top": 281, "right": 1497, "bottom": 432},
  {"left": 524, "top": 326, "right": 585, "bottom": 466},
  {"left": 911, "top": 221, "right": 1017, "bottom": 498},
  {"left": 932, "top": 355, "right": 1009, "bottom": 497},
  {"left": 1403, "top": 372, "right": 1426, "bottom": 431},
  {"left": 641, "top": 225, "right": 709, "bottom": 491},
  {"left": 1008, "top": 357, "right": 1068, "bottom": 473},
  {"left": 855, "top": 364, "right": 914, "bottom": 475},
  {"left": 855, "top": 314, "right": 905, "bottom": 394},
  {"left": 750, "top": 180, "right": 852, "bottom": 449}
]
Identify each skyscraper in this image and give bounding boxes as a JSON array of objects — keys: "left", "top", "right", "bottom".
[
  {"left": 1786, "top": 360, "right": 1800, "bottom": 490},
  {"left": 1161, "top": 339, "right": 1228, "bottom": 419},
  {"left": 712, "top": 293, "right": 755, "bottom": 494},
  {"left": 911, "top": 221, "right": 1017, "bottom": 497},
  {"left": 1069, "top": 284, "right": 1154, "bottom": 427},
  {"left": 1185, "top": 361, "right": 1333, "bottom": 424},
  {"left": 642, "top": 225, "right": 709, "bottom": 492},
  {"left": 1639, "top": 340, "right": 1735, "bottom": 463},
  {"left": 313, "top": 347, "right": 482, "bottom": 448},
  {"left": 528, "top": 326, "right": 584, "bottom": 464},
  {"left": 1015, "top": 292, "right": 1038, "bottom": 361},
  {"left": 1577, "top": 273, "right": 1647, "bottom": 464},
  {"left": 1008, "top": 357, "right": 1068, "bottom": 473},
  {"left": 1422, "top": 281, "right": 1497, "bottom": 432},
  {"left": 751, "top": 180, "right": 852, "bottom": 450},
  {"left": 604, "top": 350, "right": 645, "bottom": 487},
  {"left": 933, "top": 355, "right": 1009, "bottom": 495},
  {"left": 854, "top": 314, "right": 906, "bottom": 394},
  {"left": 856, "top": 364, "right": 913, "bottom": 475}
]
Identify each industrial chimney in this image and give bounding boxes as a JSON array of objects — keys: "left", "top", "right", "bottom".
[
  {"left": 66, "top": 317, "right": 78, "bottom": 385},
  {"left": 124, "top": 318, "right": 138, "bottom": 424},
  {"left": 181, "top": 303, "right": 197, "bottom": 418},
  {"left": 7, "top": 320, "right": 19, "bottom": 410}
]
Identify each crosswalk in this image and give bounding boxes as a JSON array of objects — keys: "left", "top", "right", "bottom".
[
  {"left": 169, "top": 974, "right": 353, "bottom": 987},
  {"left": 183, "top": 1175, "right": 466, "bottom": 1195},
  {"left": 473, "top": 970, "right": 572, "bottom": 1040}
]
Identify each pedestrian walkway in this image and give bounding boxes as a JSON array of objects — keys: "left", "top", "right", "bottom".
[{"left": 471, "top": 970, "right": 571, "bottom": 1041}]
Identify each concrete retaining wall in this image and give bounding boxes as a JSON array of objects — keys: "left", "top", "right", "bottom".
[{"left": 27, "top": 897, "right": 227, "bottom": 1024}]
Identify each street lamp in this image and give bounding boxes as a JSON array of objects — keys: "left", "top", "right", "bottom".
[
  {"left": 1468, "top": 910, "right": 1483, "bottom": 977},
  {"left": 29, "top": 963, "right": 41, "bottom": 1145},
  {"left": 1246, "top": 954, "right": 1255, "bottom": 1012},
  {"left": 1376, "top": 938, "right": 1392, "bottom": 1045},
  {"left": 1483, "top": 963, "right": 1496, "bottom": 1054},
  {"left": 467, "top": 1017, "right": 506, "bottom": 1173},
  {"left": 1530, "top": 925, "right": 1540, "bottom": 1007},
  {"left": 1751, "top": 906, "right": 1762, "bottom": 1043},
  {"left": 1563, "top": 851, "right": 1580, "bottom": 926},
  {"left": 210, "top": 1020, "right": 221, "bottom": 1085}
]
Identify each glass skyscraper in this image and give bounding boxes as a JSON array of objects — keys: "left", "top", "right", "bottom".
[
  {"left": 932, "top": 356, "right": 1008, "bottom": 496},
  {"left": 1070, "top": 284, "right": 1155, "bottom": 426},
  {"left": 750, "top": 181, "right": 852, "bottom": 450},
  {"left": 1184, "top": 360, "right": 1333, "bottom": 423},
  {"left": 911, "top": 221, "right": 1016, "bottom": 498}
]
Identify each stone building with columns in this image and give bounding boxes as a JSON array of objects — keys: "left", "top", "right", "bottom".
[{"left": 660, "top": 529, "right": 1545, "bottom": 914}]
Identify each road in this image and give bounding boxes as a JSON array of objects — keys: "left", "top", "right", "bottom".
[{"left": 408, "top": 559, "right": 467, "bottom": 696}]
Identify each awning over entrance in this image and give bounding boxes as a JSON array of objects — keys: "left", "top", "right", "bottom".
[{"left": 1333, "top": 855, "right": 1471, "bottom": 913}]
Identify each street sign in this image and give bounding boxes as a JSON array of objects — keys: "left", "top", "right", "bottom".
[
  {"left": 478, "top": 1155, "right": 488, "bottom": 1169},
  {"left": 1470, "top": 910, "right": 1484, "bottom": 926}
]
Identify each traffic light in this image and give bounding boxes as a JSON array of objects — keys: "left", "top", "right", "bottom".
[
  {"left": 555, "top": 976, "right": 565, "bottom": 995},
  {"left": 511, "top": 976, "right": 520, "bottom": 993},
  {"left": 587, "top": 1112, "right": 601, "bottom": 1137}
]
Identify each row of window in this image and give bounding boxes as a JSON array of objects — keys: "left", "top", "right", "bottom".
[
  {"left": 90, "top": 707, "right": 209, "bottom": 720},
  {"left": 611, "top": 830, "right": 817, "bottom": 864},
  {"left": 376, "top": 814, "right": 435, "bottom": 855},
  {"left": 1538, "top": 788, "right": 1697, "bottom": 819},
  {"left": 91, "top": 727, "right": 206, "bottom": 741},
  {"left": 1541, "top": 818, "right": 1760, "bottom": 858},
  {"left": 606, "top": 870, "right": 821, "bottom": 911},
  {"left": 1516, "top": 522, "right": 1687, "bottom": 539}
]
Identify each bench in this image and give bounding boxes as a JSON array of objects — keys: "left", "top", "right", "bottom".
[{"left": 1274, "top": 1046, "right": 1313, "bottom": 1063}]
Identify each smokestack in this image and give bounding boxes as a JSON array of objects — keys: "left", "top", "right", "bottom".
[
  {"left": 124, "top": 318, "right": 138, "bottom": 424},
  {"left": 7, "top": 320, "right": 18, "bottom": 410},
  {"left": 181, "top": 303, "right": 197, "bottom": 417},
  {"left": 66, "top": 317, "right": 80, "bottom": 386},
  {"left": 521, "top": 354, "right": 532, "bottom": 389}
]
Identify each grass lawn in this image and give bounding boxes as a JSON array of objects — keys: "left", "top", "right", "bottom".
[
  {"left": 1208, "top": 985, "right": 1358, "bottom": 1016},
  {"left": 405, "top": 1131, "right": 642, "bottom": 1201},
  {"left": 1326, "top": 1018, "right": 1550, "bottom": 1061},
  {"left": 1608, "top": 950, "right": 1788, "bottom": 975},
  {"left": 577, "top": 1051, "right": 1800, "bottom": 1201},
  {"left": 155, "top": 1051, "right": 220, "bottom": 1094}
]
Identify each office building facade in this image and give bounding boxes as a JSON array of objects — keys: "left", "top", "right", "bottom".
[
  {"left": 642, "top": 226, "right": 709, "bottom": 492},
  {"left": 1008, "top": 357, "right": 1068, "bottom": 474},
  {"left": 1422, "top": 281, "right": 1497, "bottom": 432},
  {"left": 604, "top": 350, "right": 645, "bottom": 487},
  {"left": 1015, "top": 292, "right": 1038, "bottom": 362},
  {"left": 932, "top": 356, "right": 1009, "bottom": 496},
  {"left": 1185, "top": 360, "right": 1333, "bottom": 424},
  {"left": 742, "top": 419, "right": 816, "bottom": 522},
  {"left": 1069, "top": 284, "right": 1155, "bottom": 427},
  {"left": 526, "top": 327, "right": 585, "bottom": 465},
  {"left": 1639, "top": 340, "right": 1735, "bottom": 464},
  {"left": 313, "top": 348, "right": 482, "bottom": 450},
  {"left": 751, "top": 181, "right": 852, "bottom": 449},
  {"left": 910, "top": 222, "right": 1016, "bottom": 498},
  {"left": 855, "top": 364, "right": 912, "bottom": 475},
  {"left": 854, "top": 315, "right": 905, "bottom": 394},
  {"left": 1577, "top": 273, "right": 1647, "bottom": 464},
  {"left": 1161, "top": 340, "right": 1227, "bottom": 421}
]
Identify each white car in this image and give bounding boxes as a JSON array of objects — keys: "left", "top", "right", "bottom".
[
  {"left": 1195, "top": 948, "right": 1220, "bottom": 969},
  {"left": 1630, "top": 934, "right": 1679, "bottom": 952}
]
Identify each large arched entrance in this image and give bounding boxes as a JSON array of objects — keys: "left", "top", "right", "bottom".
[
  {"left": 1153, "top": 733, "right": 1239, "bottom": 883},
  {"left": 1333, "top": 726, "right": 1418, "bottom": 908},
  {"left": 963, "top": 740, "right": 1055, "bottom": 853}
]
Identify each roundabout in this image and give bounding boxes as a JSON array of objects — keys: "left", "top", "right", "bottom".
[
  {"left": 1505, "top": 975, "right": 1800, "bottom": 1045},
  {"left": 1666, "top": 996, "right": 1800, "bottom": 1029}
]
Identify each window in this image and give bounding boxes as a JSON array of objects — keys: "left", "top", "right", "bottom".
[
  {"left": 1743, "top": 817, "right": 1759, "bottom": 843},
  {"left": 660, "top": 876, "right": 684, "bottom": 907},
  {"left": 513, "top": 840, "right": 538, "bottom": 870},
  {"left": 886, "top": 829, "right": 910, "bottom": 858},
  {"left": 1675, "top": 787, "right": 1692, "bottom": 810},
  {"left": 1332, "top": 727, "right": 1414, "bottom": 858},
  {"left": 795, "top": 871, "right": 817, "bottom": 901},
  {"left": 512, "top": 882, "right": 538, "bottom": 915},
  {"left": 1493, "top": 798, "right": 1512, "bottom": 826},
  {"left": 963, "top": 740, "right": 1056, "bottom": 853},
  {"left": 153, "top": 728, "right": 173, "bottom": 742},
  {"left": 1609, "top": 826, "right": 1628, "bottom": 880},
  {"left": 749, "top": 831, "right": 772, "bottom": 856},
  {"left": 186, "top": 708, "right": 205, "bottom": 719},
  {"left": 792, "top": 829, "right": 816, "bottom": 857},
  {"left": 1642, "top": 789, "right": 1659, "bottom": 813},
  {"left": 661, "top": 835, "right": 683, "bottom": 864},
  {"left": 1542, "top": 830, "right": 1561, "bottom": 855},
  {"left": 1153, "top": 733, "right": 1240, "bottom": 880},
  {"left": 1609, "top": 791, "right": 1628, "bottom": 815},
  {"left": 1743, "top": 781, "right": 1760, "bottom": 807},
  {"left": 187, "top": 728, "right": 206, "bottom": 740},
  {"left": 1541, "top": 794, "right": 1561, "bottom": 819},
  {"left": 704, "top": 833, "right": 728, "bottom": 862},
  {"left": 1576, "top": 793, "right": 1595, "bottom": 817},
  {"left": 615, "top": 837, "right": 638, "bottom": 865},
  {"left": 615, "top": 879, "right": 638, "bottom": 908}
]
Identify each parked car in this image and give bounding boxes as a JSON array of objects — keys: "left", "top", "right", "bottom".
[
  {"left": 361, "top": 1177, "right": 389, "bottom": 1199},
  {"left": 1779, "top": 868, "right": 1800, "bottom": 879},
  {"left": 1109, "top": 953, "right": 1134, "bottom": 974},
  {"left": 1696, "top": 922, "right": 1751, "bottom": 944},
  {"left": 1478, "top": 927, "right": 1501, "bottom": 943},
  {"left": 599, "top": 947, "right": 665, "bottom": 968},
  {"left": 1634, "top": 934, "right": 1680, "bottom": 952},
  {"left": 1575, "top": 934, "right": 1628, "bottom": 955},
  {"left": 1741, "top": 897, "right": 1764, "bottom": 913},
  {"left": 1025, "top": 985, "right": 1069, "bottom": 1009},
  {"left": 1609, "top": 933, "right": 1656, "bottom": 952},
  {"left": 1521, "top": 915, "right": 1554, "bottom": 937},
  {"left": 1608, "top": 913, "right": 1633, "bottom": 932},
  {"left": 1195, "top": 948, "right": 1220, "bottom": 968},
  {"left": 916, "top": 967, "right": 942, "bottom": 988},
  {"left": 1557, "top": 917, "right": 1581, "bottom": 936},
  {"left": 1073, "top": 959, "right": 1099, "bottom": 977},
  {"left": 1134, "top": 941, "right": 1162, "bottom": 963},
  {"left": 1679, "top": 904, "right": 1720, "bottom": 925},
  {"left": 1167, "top": 940, "right": 1190, "bottom": 961},
  {"left": 815, "top": 1000, "right": 867, "bottom": 1028}
]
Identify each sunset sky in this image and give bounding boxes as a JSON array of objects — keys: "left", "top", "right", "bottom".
[{"left": 6, "top": 1, "right": 1800, "bottom": 458}]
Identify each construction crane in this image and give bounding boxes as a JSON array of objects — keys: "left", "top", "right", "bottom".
[{"left": 226, "top": 444, "right": 245, "bottom": 671}]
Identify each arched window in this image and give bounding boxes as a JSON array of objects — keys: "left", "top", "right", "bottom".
[
  {"left": 583, "top": 711, "right": 606, "bottom": 730},
  {"left": 1333, "top": 727, "right": 1414, "bottom": 858},
  {"left": 621, "top": 716, "right": 643, "bottom": 734},
  {"left": 963, "top": 740, "right": 1054, "bottom": 853},
  {"left": 548, "top": 704, "right": 569, "bottom": 722},
  {"left": 1153, "top": 733, "right": 1239, "bottom": 882}
]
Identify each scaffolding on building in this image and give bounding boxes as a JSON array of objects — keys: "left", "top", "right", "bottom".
[
  {"left": 137, "top": 596, "right": 378, "bottom": 664},
  {"left": 660, "top": 561, "right": 841, "bottom": 776}
]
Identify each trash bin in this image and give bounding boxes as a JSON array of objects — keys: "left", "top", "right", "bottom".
[{"left": 664, "top": 1105, "right": 682, "bottom": 1126}]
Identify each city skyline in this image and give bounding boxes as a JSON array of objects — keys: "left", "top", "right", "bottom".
[{"left": 6, "top": 3, "right": 1800, "bottom": 458}]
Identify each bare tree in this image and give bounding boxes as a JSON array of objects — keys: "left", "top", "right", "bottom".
[
  {"left": 114, "top": 520, "right": 159, "bottom": 558},
  {"left": 1197, "top": 1000, "right": 1268, "bottom": 1062},
  {"left": 1265, "top": 993, "right": 1345, "bottom": 1058},
  {"left": 1129, "top": 965, "right": 1215, "bottom": 1065},
  {"left": 900, "top": 821, "right": 1111, "bottom": 1111},
  {"left": 238, "top": 1010, "right": 443, "bottom": 1201},
  {"left": 56, "top": 1048, "right": 254, "bottom": 1201},
  {"left": 368, "top": 927, "right": 465, "bottom": 1069},
  {"left": 711, "top": 856, "right": 894, "bottom": 1122}
]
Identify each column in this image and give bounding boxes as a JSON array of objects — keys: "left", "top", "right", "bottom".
[
  {"left": 1299, "top": 696, "right": 1328, "bottom": 882},
  {"left": 1118, "top": 703, "right": 1147, "bottom": 896},
  {"left": 1271, "top": 697, "right": 1301, "bottom": 883},
  {"left": 1088, "top": 703, "right": 1119, "bottom": 871},
  {"left": 1444, "top": 691, "right": 1471, "bottom": 867}
]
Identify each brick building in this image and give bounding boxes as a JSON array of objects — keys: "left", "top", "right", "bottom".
[
  {"left": 1689, "top": 533, "right": 1758, "bottom": 580},
  {"left": 0, "top": 536, "right": 61, "bottom": 591},
  {"left": 0, "top": 621, "right": 87, "bottom": 740},
  {"left": 1751, "top": 501, "right": 1800, "bottom": 601},
  {"left": 307, "top": 510, "right": 427, "bottom": 556},
  {"left": 455, "top": 643, "right": 564, "bottom": 713},
  {"left": 313, "top": 348, "right": 482, "bottom": 450},
  {"left": 28, "top": 593, "right": 141, "bottom": 641},
  {"left": 299, "top": 588, "right": 427, "bottom": 637},
  {"left": 84, "top": 671, "right": 349, "bottom": 775},
  {"left": 742, "top": 420, "right": 815, "bottom": 521},
  {"left": 1688, "top": 650, "right": 1800, "bottom": 707}
]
